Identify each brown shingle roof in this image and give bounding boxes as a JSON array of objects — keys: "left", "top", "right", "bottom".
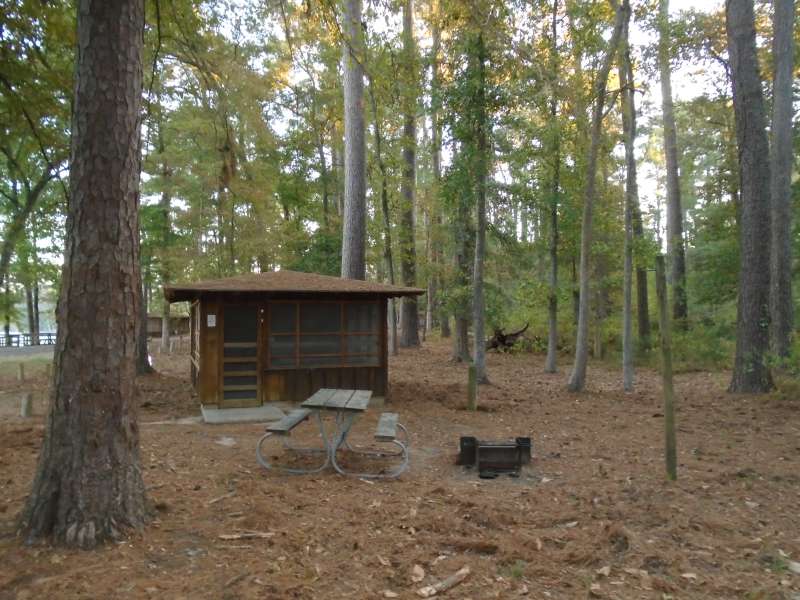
[{"left": 164, "top": 270, "right": 425, "bottom": 302}]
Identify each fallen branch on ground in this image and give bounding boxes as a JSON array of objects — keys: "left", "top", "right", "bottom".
[{"left": 416, "top": 566, "right": 471, "bottom": 597}]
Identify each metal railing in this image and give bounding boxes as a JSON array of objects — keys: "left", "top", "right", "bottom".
[{"left": 0, "top": 332, "right": 57, "bottom": 347}]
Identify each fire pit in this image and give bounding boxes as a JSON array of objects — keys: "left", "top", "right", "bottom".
[{"left": 457, "top": 436, "right": 532, "bottom": 478}]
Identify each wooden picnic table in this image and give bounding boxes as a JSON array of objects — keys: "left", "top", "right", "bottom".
[{"left": 256, "top": 388, "right": 409, "bottom": 478}]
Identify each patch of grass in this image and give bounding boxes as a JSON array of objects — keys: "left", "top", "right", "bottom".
[{"left": 499, "top": 559, "right": 527, "bottom": 580}]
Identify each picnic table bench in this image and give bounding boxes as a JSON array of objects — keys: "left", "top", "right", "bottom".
[{"left": 256, "top": 388, "right": 409, "bottom": 478}]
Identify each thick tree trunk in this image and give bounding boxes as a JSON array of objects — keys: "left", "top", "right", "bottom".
[
  {"left": 399, "top": 0, "right": 420, "bottom": 347},
  {"left": 340, "top": 0, "right": 367, "bottom": 280},
  {"left": 19, "top": 0, "right": 148, "bottom": 548},
  {"left": 544, "top": 0, "right": 560, "bottom": 374},
  {"left": 658, "top": 0, "right": 688, "bottom": 327},
  {"left": 726, "top": 0, "right": 774, "bottom": 393},
  {"left": 769, "top": 0, "right": 795, "bottom": 358},
  {"left": 472, "top": 32, "right": 489, "bottom": 384},
  {"left": 568, "top": 0, "right": 628, "bottom": 392},
  {"left": 619, "top": 9, "right": 636, "bottom": 391}
]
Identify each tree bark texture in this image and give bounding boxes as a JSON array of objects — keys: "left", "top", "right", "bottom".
[
  {"left": 19, "top": 0, "right": 148, "bottom": 548},
  {"left": 658, "top": 0, "right": 688, "bottom": 327},
  {"left": 619, "top": 9, "right": 636, "bottom": 391},
  {"left": 399, "top": 0, "right": 420, "bottom": 346},
  {"left": 567, "top": 0, "right": 628, "bottom": 392},
  {"left": 472, "top": 32, "right": 489, "bottom": 383},
  {"left": 544, "top": 0, "right": 560, "bottom": 374},
  {"left": 769, "top": 0, "right": 795, "bottom": 358},
  {"left": 725, "top": 0, "right": 774, "bottom": 393},
  {"left": 340, "top": 0, "right": 367, "bottom": 280}
]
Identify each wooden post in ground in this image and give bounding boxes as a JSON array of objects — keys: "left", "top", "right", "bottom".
[
  {"left": 20, "top": 392, "right": 33, "bottom": 418},
  {"left": 467, "top": 363, "right": 477, "bottom": 411},
  {"left": 17, "top": 363, "right": 25, "bottom": 382},
  {"left": 655, "top": 255, "right": 677, "bottom": 480}
]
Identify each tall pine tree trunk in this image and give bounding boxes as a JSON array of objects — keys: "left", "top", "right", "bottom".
[
  {"left": 726, "top": 0, "right": 774, "bottom": 392},
  {"left": 20, "top": 0, "right": 148, "bottom": 547},
  {"left": 399, "top": 0, "right": 420, "bottom": 346},
  {"left": 368, "top": 85, "right": 399, "bottom": 356},
  {"left": 430, "top": 2, "right": 449, "bottom": 339},
  {"left": 568, "top": 0, "right": 628, "bottom": 392},
  {"left": 340, "top": 0, "right": 367, "bottom": 280},
  {"left": 158, "top": 128, "right": 172, "bottom": 354},
  {"left": 658, "top": 0, "right": 688, "bottom": 327},
  {"left": 544, "top": 0, "right": 560, "bottom": 374},
  {"left": 769, "top": 0, "right": 795, "bottom": 358},
  {"left": 472, "top": 32, "right": 489, "bottom": 384},
  {"left": 619, "top": 8, "right": 636, "bottom": 391}
]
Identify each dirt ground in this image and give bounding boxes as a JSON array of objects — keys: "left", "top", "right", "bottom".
[{"left": 1, "top": 339, "right": 799, "bottom": 599}]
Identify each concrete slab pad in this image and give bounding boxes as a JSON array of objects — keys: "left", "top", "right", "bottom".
[{"left": 201, "top": 404, "right": 285, "bottom": 424}]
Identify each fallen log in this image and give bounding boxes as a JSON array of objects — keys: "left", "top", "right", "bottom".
[
  {"left": 486, "top": 323, "right": 529, "bottom": 351},
  {"left": 416, "top": 566, "right": 471, "bottom": 597}
]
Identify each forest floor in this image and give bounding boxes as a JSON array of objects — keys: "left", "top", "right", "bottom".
[{"left": 0, "top": 339, "right": 799, "bottom": 599}]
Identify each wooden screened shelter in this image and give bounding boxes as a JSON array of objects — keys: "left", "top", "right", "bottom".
[{"left": 164, "top": 270, "right": 424, "bottom": 408}]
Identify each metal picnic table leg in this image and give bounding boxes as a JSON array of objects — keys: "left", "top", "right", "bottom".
[
  {"left": 256, "top": 412, "right": 331, "bottom": 475},
  {"left": 330, "top": 412, "right": 410, "bottom": 479}
]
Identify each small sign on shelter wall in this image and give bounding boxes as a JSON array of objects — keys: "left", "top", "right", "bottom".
[{"left": 207, "top": 314, "right": 216, "bottom": 328}]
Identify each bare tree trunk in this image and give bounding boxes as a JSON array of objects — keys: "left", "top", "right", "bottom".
[
  {"left": 399, "top": 0, "right": 420, "bottom": 346},
  {"left": 726, "top": 0, "right": 774, "bottom": 393},
  {"left": 3, "top": 281, "right": 10, "bottom": 344},
  {"left": 137, "top": 277, "right": 153, "bottom": 375},
  {"left": 619, "top": 8, "right": 636, "bottom": 391},
  {"left": 20, "top": 0, "right": 148, "bottom": 547},
  {"left": 769, "top": 0, "right": 795, "bottom": 358},
  {"left": 544, "top": 0, "right": 560, "bottom": 374},
  {"left": 158, "top": 129, "right": 172, "bottom": 354},
  {"left": 633, "top": 204, "right": 651, "bottom": 350},
  {"left": 340, "top": 0, "right": 366, "bottom": 280},
  {"left": 452, "top": 195, "right": 471, "bottom": 362},
  {"left": 430, "top": 2, "right": 450, "bottom": 339},
  {"left": 367, "top": 83, "right": 399, "bottom": 356},
  {"left": 568, "top": 0, "right": 628, "bottom": 392},
  {"left": 472, "top": 32, "right": 489, "bottom": 384},
  {"left": 658, "top": 0, "right": 688, "bottom": 327}
]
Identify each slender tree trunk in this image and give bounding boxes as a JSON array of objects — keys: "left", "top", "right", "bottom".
[
  {"left": 544, "top": 0, "right": 560, "bottom": 374},
  {"left": 137, "top": 277, "right": 153, "bottom": 375},
  {"left": 452, "top": 192, "right": 471, "bottom": 362},
  {"left": 726, "top": 0, "right": 774, "bottom": 393},
  {"left": 340, "top": 0, "right": 367, "bottom": 280},
  {"left": 25, "top": 282, "right": 35, "bottom": 339},
  {"left": 655, "top": 255, "right": 677, "bottom": 480},
  {"left": 368, "top": 85, "right": 399, "bottom": 356},
  {"left": 3, "top": 281, "right": 10, "bottom": 344},
  {"left": 430, "top": 3, "right": 450, "bottom": 339},
  {"left": 568, "top": 0, "right": 628, "bottom": 392},
  {"left": 472, "top": 32, "right": 489, "bottom": 384},
  {"left": 158, "top": 132, "right": 171, "bottom": 354},
  {"left": 399, "top": 0, "right": 420, "bottom": 346},
  {"left": 318, "top": 142, "right": 330, "bottom": 228},
  {"left": 769, "top": 0, "right": 795, "bottom": 358},
  {"left": 633, "top": 204, "right": 651, "bottom": 349},
  {"left": 658, "top": 0, "right": 688, "bottom": 327},
  {"left": 32, "top": 280, "right": 40, "bottom": 344},
  {"left": 20, "top": 0, "right": 148, "bottom": 547},
  {"left": 619, "top": 8, "right": 636, "bottom": 391}
]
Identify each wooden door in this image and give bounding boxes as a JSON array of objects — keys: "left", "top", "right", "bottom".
[{"left": 221, "top": 304, "right": 261, "bottom": 408}]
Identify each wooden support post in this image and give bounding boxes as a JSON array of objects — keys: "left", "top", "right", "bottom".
[
  {"left": 655, "top": 255, "right": 677, "bottom": 481},
  {"left": 17, "top": 363, "right": 24, "bottom": 382},
  {"left": 169, "top": 338, "right": 175, "bottom": 354},
  {"left": 20, "top": 392, "right": 33, "bottom": 418},
  {"left": 467, "top": 363, "right": 477, "bottom": 411}
]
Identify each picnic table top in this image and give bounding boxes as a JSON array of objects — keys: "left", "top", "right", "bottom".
[{"left": 301, "top": 388, "right": 372, "bottom": 412}]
